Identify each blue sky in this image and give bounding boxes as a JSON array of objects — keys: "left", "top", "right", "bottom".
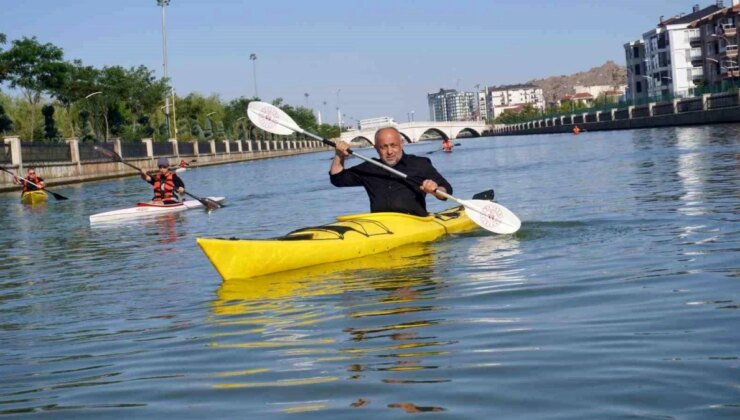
[{"left": 2, "top": 0, "right": 717, "bottom": 123}]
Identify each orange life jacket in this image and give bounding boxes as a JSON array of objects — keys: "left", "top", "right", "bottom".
[
  {"left": 442, "top": 141, "right": 452, "bottom": 151},
  {"left": 153, "top": 172, "right": 175, "bottom": 201},
  {"left": 22, "top": 176, "right": 43, "bottom": 193}
]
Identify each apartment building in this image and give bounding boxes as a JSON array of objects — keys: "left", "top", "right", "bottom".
[
  {"left": 482, "top": 84, "right": 545, "bottom": 119},
  {"left": 625, "top": 2, "right": 736, "bottom": 100},
  {"left": 427, "top": 89, "right": 477, "bottom": 122},
  {"left": 624, "top": 40, "right": 648, "bottom": 101},
  {"left": 689, "top": 1, "right": 740, "bottom": 85}
]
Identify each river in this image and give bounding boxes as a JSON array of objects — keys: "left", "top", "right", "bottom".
[{"left": 1, "top": 125, "right": 738, "bottom": 418}]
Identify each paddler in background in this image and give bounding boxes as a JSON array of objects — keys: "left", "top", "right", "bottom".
[
  {"left": 330, "top": 126, "right": 452, "bottom": 217},
  {"left": 13, "top": 167, "right": 45, "bottom": 194},
  {"left": 140, "top": 157, "right": 185, "bottom": 204},
  {"left": 442, "top": 137, "right": 453, "bottom": 152},
  {"left": 573, "top": 125, "right": 581, "bottom": 135}
]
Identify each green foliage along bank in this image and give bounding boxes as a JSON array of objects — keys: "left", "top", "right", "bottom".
[{"left": 0, "top": 34, "right": 339, "bottom": 143}]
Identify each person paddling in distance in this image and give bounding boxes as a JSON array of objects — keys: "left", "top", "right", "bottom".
[
  {"left": 441, "top": 137, "right": 453, "bottom": 152},
  {"left": 13, "top": 167, "right": 44, "bottom": 194},
  {"left": 140, "top": 157, "right": 185, "bottom": 204},
  {"left": 330, "top": 126, "right": 452, "bottom": 217}
]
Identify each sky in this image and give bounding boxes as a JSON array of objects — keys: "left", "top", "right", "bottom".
[{"left": 2, "top": 0, "right": 720, "bottom": 124}]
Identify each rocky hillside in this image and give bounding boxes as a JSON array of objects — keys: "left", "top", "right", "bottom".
[{"left": 528, "top": 61, "right": 627, "bottom": 102}]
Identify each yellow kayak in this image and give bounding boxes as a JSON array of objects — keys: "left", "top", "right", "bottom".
[
  {"left": 21, "top": 190, "right": 48, "bottom": 205},
  {"left": 197, "top": 205, "right": 477, "bottom": 280}
]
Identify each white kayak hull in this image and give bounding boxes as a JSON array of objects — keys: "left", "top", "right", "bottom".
[{"left": 90, "top": 197, "right": 225, "bottom": 223}]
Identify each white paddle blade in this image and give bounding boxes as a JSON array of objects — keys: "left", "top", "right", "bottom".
[
  {"left": 247, "top": 101, "right": 298, "bottom": 136},
  {"left": 460, "top": 200, "right": 521, "bottom": 234}
]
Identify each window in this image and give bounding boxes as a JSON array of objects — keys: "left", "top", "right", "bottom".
[
  {"left": 634, "top": 64, "right": 641, "bottom": 75},
  {"left": 633, "top": 46, "right": 640, "bottom": 58},
  {"left": 636, "top": 81, "right": 642, "bottom": 93}
]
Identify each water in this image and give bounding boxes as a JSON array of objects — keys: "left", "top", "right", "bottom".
[{"left": 0, "top": 126, "right": 738, "bottom": 418}]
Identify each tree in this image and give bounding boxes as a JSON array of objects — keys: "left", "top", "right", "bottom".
[
  {"left": 41, "top": 104, "right": 60, "bottom": 142},
  {"left": 0, "top": 37, "right": 68, "bottom": 141},
  {"left": 78, "top": 109, "right": 94, "bottom": 142},
  {"left": 0, "top": 102, "right": 13, "bottom": 135},
  {"left": 51, "top": 59, "right": 98, "bottom": 138},
  {"left": 203, "top": 117, "right": 213, "bottom": 139}
]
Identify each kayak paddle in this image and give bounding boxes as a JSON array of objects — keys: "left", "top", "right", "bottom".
[
  {"left": 93, "top": 146, "right": 224, "bottom": 211},
  {"left": 426, "top": 143, "right": 461, "bottom": 155},
  {"left": 247, "top": 101, "right": 521, "bottom": 234},
  {"left": 0, "top": 166, "right": 69, "bottom": 201}
]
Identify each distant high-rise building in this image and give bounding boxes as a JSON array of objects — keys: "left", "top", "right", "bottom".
[{"left": 427, "top": 89, "right": 477, "bottom": 121}]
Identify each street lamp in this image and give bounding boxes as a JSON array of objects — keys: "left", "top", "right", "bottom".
[
  {"left": 85, "top": 91, "right": 103, "bottom": 140},
  {"left": 235, "top": 116, "right": 246, "bottom": 140},
  {"left": 249, "top": 53, "right": 258, "bottom": 98},
  {"left": 206, "top": 112, "right": 216, "bottom": 139},
  {"left": 304, "top": 92, "right": 309, "bottom": 107},
  {"left": 336, "top": 89, "right": 342, "bottom": 128},
  {"left": 157, "top": 0, "right": 174, "bottom": 140}
]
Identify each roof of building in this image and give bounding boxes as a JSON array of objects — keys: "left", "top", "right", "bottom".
[
  {"left": 661, "top": 4, "right": 721, "bottom": 26},
  {"left": 688, "top": 4, "right": 740, "bottom": 28}
]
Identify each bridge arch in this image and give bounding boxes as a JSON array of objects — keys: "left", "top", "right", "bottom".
[
  {"left": 453, "top": 127, "right": 482, "bottom": 138},
  {"left": 348, "top": 136, "right": 373, "bottom": 146},
  {"left": 416, "top": 128, "right": 449, "bottom": 141}
]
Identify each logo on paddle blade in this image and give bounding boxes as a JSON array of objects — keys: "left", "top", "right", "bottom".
[
  {"left": 258, "top": 107, "right": 280, "bottom": 130},
  {"left": 478, "top": 203, "right": 503, "bottom": 228}
]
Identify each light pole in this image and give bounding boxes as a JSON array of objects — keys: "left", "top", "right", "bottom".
[
  {"left": 336, "top": 89, "right": 342, "bottom": 128},
  {"left": 235, "top": 116, "right": 246, "bottom": 140},
  {"left": 304, "top": 92, "right": 309, "bottom": 108},
  {"left": 85, "top": 91, "right": 102, "bottom": 141},
  {"left": 249, "top": 53, "right": 258, "bottom": 98},
  {"left": 206, "top": 112, "right": 216, "bottom": 140},
  {"left": 157, "top": 0, "right": 174, "bottom": 140},
  {"left": 411, "top": 110, "right": 415, "bottom": 122}
]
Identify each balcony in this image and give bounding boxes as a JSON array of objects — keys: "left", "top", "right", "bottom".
[
  {"left": 722, "top": 44, "right": 739, "bottom": 58},
  {"left": 689, "top": 30, "right": 702, "bottom": 46},
  {"left": 722, "top": 23, "right": 737, "bottom": 37},
  {"left": 691, "top": 68, "right": 704, "bottom": 79}
]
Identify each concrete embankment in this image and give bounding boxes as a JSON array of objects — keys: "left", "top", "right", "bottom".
[
  {"left": 0, "top": 138, "right": 331, "bottom": 194},
  {"left": 491, "top": 91, "right": 740, "bottom": 136}
]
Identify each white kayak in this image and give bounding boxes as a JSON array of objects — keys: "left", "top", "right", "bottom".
[{"left": 89, "top": 197, "right": 225, "bottom": 224}]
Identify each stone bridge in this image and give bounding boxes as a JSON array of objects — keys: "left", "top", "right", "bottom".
[{"left": 340, "top": 121, "right": 490, "bottom": 145}]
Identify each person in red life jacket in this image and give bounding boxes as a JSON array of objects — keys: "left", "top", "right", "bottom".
[
  {"left": 13, "top": 167, "right": 45, "bottom": 194},
  {"left": 140, "top": 157, "right": 185, "bottom": 204},
  {"left": 441, "top": 138, "right": 453, "bottom": 152},
  {"left": 573, "top": 125, "right": 581, "bottom": 135},
  {"left": 179, "top": 159, "right": 189, "bottom": 168}
]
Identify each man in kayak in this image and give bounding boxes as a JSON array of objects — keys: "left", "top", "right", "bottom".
[
  {"left": 330, "top": 127, "right": 451, "bottom": 216},
  {"left": 140, "top": 157, "right": 185, "bottom": 204},
  {"left": 13, "top": 167, "right": 44, "bottom": 194}
]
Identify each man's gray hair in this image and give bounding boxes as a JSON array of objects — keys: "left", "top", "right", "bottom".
[{"left": 374, "top": 126, "right": 401, "bottom": 142}]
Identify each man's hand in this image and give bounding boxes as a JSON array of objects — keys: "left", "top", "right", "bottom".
[
  {"left": 334, "top": 141, "right": 351, "bottom": 159},
  {"left": 177, "top": 187, "right": 185, "bottom": 194},
  {"left": 420, "top": 179, "right": 439, "bottom": 194}
]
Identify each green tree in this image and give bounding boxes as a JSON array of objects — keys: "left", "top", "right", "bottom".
[
  {"left": 41, "top": 104, "right": 60, "bottom": 142},
  {"left": 0, "top": 36, "right": 68, "bottom": 141},
  {"left": 51, "top": 59, "right": 98, "bottom": 138},
  {"left": 203, "top": 117, "right": 213, "bottom": 139},
  {"left": 78, "top": 109, "right": 94, "bottom": 142},
  {"left": 0, "top": 101, "right": 13, "bottom": 135}
]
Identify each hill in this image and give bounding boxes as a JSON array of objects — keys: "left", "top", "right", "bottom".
[{"left": 527, "top": 61, "right": 627, "bottom": 102}]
